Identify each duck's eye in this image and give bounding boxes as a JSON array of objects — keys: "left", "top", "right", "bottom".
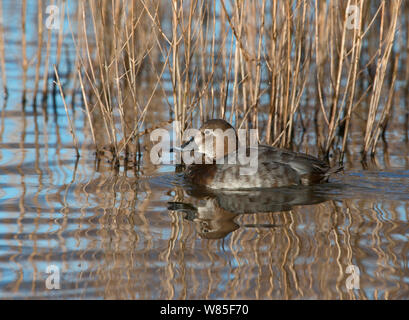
[{"left": 204, "top": 129, "right": 212, "bottom": 136}]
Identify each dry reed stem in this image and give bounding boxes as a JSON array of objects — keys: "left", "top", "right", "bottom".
[
  {"left": 325, "top": 0, "right": 351, "bottom": 153},
  {"left": 77, "top": 68, "right": 96, "bottom": 147},
  {"left": 0, "top": 0, "right": 7, "bottom": 97},
  {"left": 42, "top": 0, "right": 54, "bottom": 99},
  {"left": 21, "top": 0, "right": 27, "bottom": 103},
  {"left": 54, "top": 65, "right": 80, "bottom": 157},
  {"left": 370, "top": 52, "right": 398, "bottom": 155},
  {"left": 33, "top": 0, "right": 44, "bottom": 104},
  {"left": 55, "top": 0, "right": 65, "bottom": 66},
  {"left": 341, "top": 0, "right": 364, "bottom": 158}
]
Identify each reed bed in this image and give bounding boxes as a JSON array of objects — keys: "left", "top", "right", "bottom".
[{"left": 3, "top": 0, "right": 409, "bottom": 165}]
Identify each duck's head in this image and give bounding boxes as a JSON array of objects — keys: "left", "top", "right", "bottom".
[{"left": 180, "top": 119, "right": 238, "bottom": 160}]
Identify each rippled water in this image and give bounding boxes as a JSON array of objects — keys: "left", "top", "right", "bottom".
[
  {"left": 1, "top": 1, "right": 409, "bottom": 300},
  {"left": 0, "top": 108, "right": 408, "bottom": 299}
]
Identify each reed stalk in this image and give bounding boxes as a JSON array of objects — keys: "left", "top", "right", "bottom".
[
  {"left": 42, "top": 0, "right": 54, "bottom": 101},
  {"left": 21, "top": 0, "right": 27, "bottom": 104},
  {"left": 33, "top": 0, "right": 44, "bottom": 105},
  {"left": 0, "top": 0, "right": 7, "bottom": 98},
  {"left": 54, "top": 65, "right": 80, "bottom": 157}
]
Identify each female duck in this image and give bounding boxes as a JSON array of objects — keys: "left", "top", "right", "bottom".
[{"left": 178, "top": 119, "right": 342, "bottom": 189}]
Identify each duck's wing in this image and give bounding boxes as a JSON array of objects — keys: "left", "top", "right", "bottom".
[
  {"left": 256, "top": 145, "right": 326, "bottom": 171},
  {"left": 258, "top": 145, "right": 342, "bottom": 184}
]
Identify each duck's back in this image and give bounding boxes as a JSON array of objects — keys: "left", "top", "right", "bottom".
[{"left": 190, "top": 145, "right": 339, "bottom": 189}]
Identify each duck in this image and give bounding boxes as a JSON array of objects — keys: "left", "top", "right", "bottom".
[{"left": 176, "top": 119, "right": 342, "bottom": 189}]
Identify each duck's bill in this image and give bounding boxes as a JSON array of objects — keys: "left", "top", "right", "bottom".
[{"left": 170, "top": 136, "right": 195, "bottom": 153}]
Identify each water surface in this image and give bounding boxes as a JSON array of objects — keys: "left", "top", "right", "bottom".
[{"left": 0, "top": 1, "right": 409, "bottom": 300}]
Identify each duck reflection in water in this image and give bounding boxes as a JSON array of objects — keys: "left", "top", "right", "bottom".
[{"left": 168, "top": 184, "right": 333, "bottom": 239}]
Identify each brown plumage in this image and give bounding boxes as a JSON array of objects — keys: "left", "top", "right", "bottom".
[{"left": 181, "top": 119, "right": 343, "bottom": 189}]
